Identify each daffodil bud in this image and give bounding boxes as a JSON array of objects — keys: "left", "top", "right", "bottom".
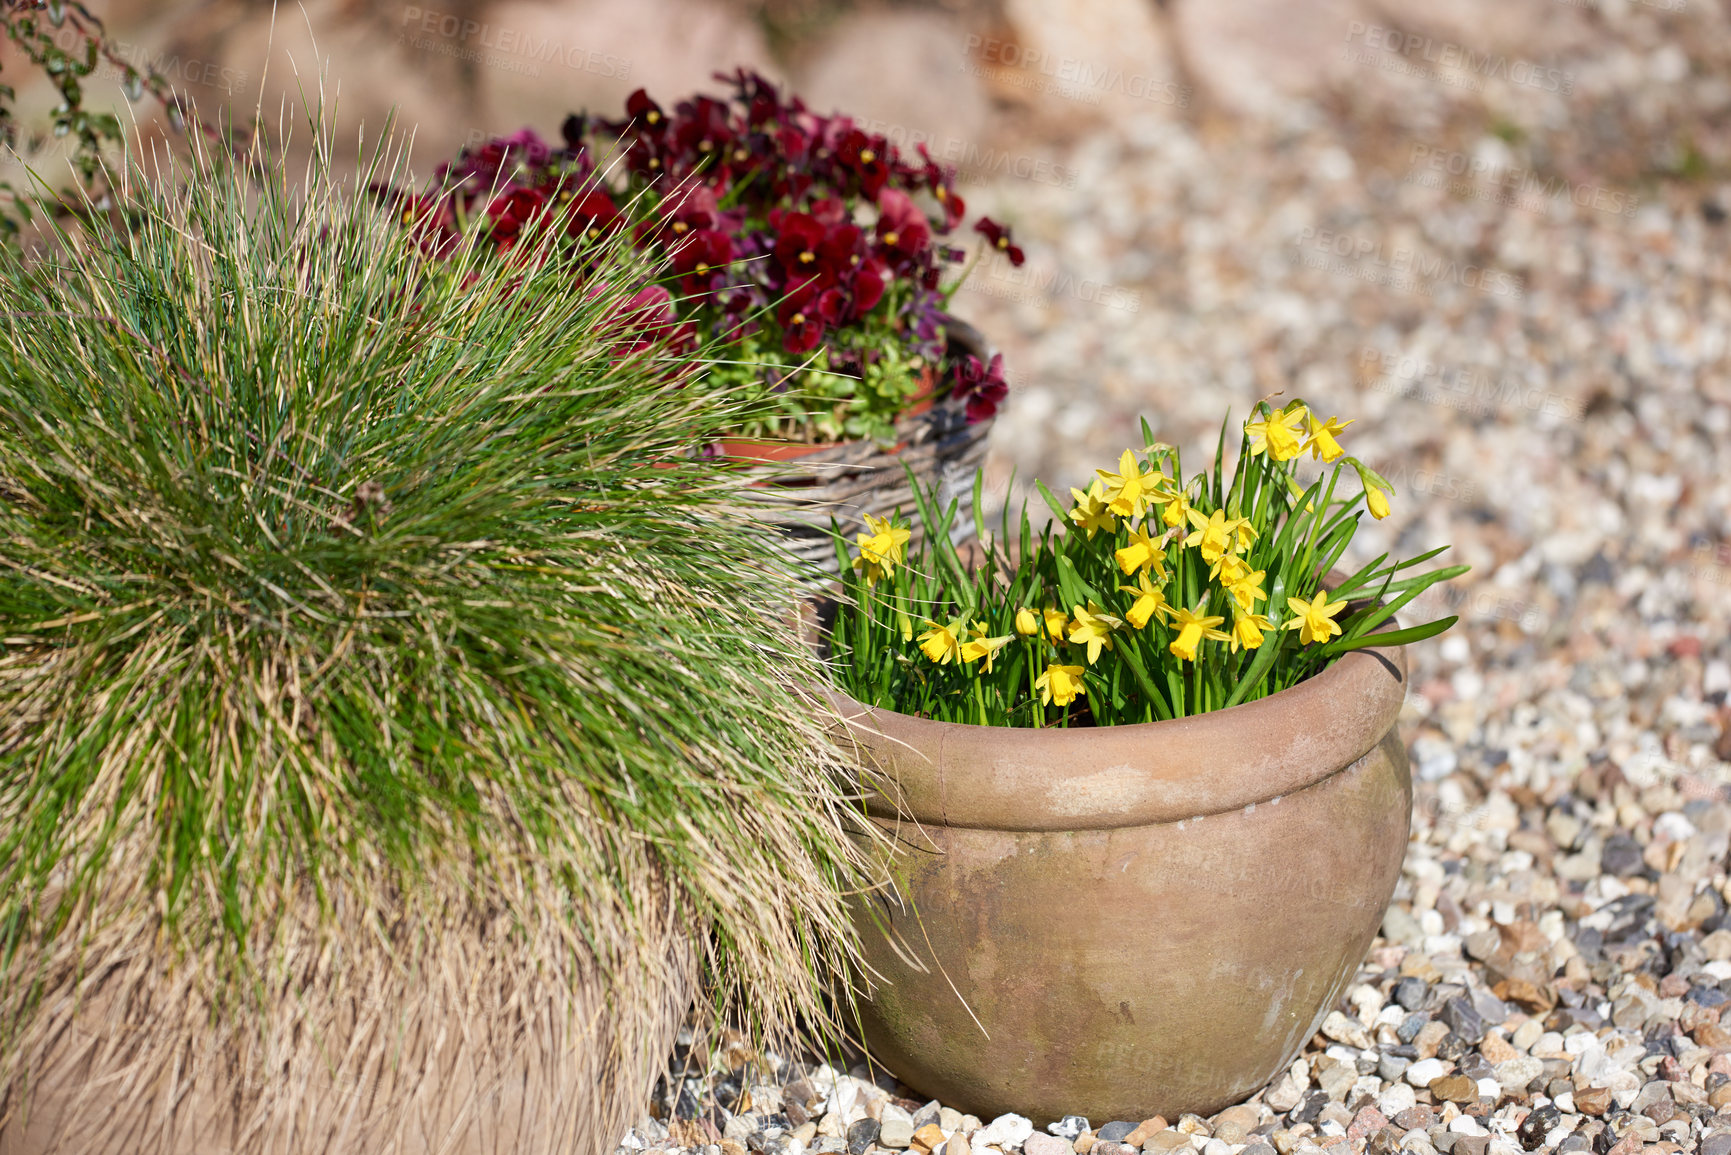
[
  {"left": 1015, "top": 607, "right": 1040, "bottom": 636},
  {"left": 1367, "top": 487, "right": 1390, "bottom": 520}
]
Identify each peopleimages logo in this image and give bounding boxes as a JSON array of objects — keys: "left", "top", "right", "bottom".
[
  {"left": 853, "top": 118, "right": 1080, "bottom": 190},
  {"left": 1557, "top": 0, "right": 1684, "bottom": 12},
  {"left": 1342, "top": 21, "right": 1575, "bottom": 96},
  {"left": 1406, "top": 144, "right": 1639, "bottom": 218},
  {"left": 1358, "top": 348, "right": 1582, "bottom": 420},
  {"left": 399, "top": 6, "right": 631, "bottom": 79},
  {"left": 97, "top": 44, "right": 248, "bottom": 94},
  {"left": 1407, "top": 582, "right": 1545, "bottom": 632},
  {"left": 1687, "top": 543, "right": 1731, "bottom": 586},
  {"left": 965, "top": 254, "right": 1142, "bottom": 314},
  {"left": 29, "top": 26, "right": 247, "bottom": 95},
  {"left": 1291, "top": 227, "right": 1525, "bottom": 301},
  {"left": 962, "top": 34, "right": 1192, "bottom": 109}
]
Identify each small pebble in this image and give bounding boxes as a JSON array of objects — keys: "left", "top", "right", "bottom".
[
  {"left": 848, "top": 1121, "right": 880, "bottom": 1155},
  {"left": 1048, "top": 1118, "right": 1089, "bottom": 1143}
]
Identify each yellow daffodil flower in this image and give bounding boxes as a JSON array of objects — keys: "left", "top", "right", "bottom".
[
  {"left": 1036, "top": 663, "right": 1087, "bottom": 708},
  {"left": 853, "top": 513, "right": 912, "bottom": 587},
  {"left": 1159, "top": 486, "right": 1193, "bottom": 531},
  {"left": 917, "top": 618, "right": 965, "bottom": 664},
  {"left": 1118, "top": 571, "right": 1172, "bottom": 630},
  {"left": 1223, "top": 566, "right": 1267, "bottom": 614},
  {"left": 1042, "top": 606, "right": 1069, "bottom": 642},
  {"left": 1304, "top": 414, "right": 1354, "bottom": 463},
  {"left": 1183, "top": 508, "right": 1240, "bottom": 564},
  {"left": 1096, "top": 450, "right": 1162, "bottom": 519},
  {"left": 1245, "top": 406, "right": 1308, "bottom": 462},
  {"left": 1114, "top": 522, "right": 1168, "bottom": 577},
  {"left": 1284, "top": 590, "right": 1348, "bottom": 645},
  {"left": 1367, "top": 485, "right": 1391, "bottom": 520},
  {"left": 1230, "top": 610, "right": 1273, "bottom": 653},
  {"left": 1226, "top": 514, "right": 1258, "bottom": 553},
  {"left": 1015, "top": 607, "right": 1041, "bottom": 636},
  {"left": 853, "top": 558, "right": 888, "bottom": 588},
  {"left": 1210, "top": 552, "right": 1249, "bottom": 584},
  {"left": 961, "top": 623, "right": 1014, "bottom": 672},
  {"left": 1068, "top": 478, "right": 1117, "bottom": 540},
  {"left": 1166, "top": 604, "right": 1229, "bottom": 662},
  {"left": 1067, "top": 601, "right": 1121, "bottom": 665}
]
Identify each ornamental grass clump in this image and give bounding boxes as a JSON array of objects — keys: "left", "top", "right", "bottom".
[
  {"left": 0, "top": 123, "right": 872, "bottom": 1154},
  {"left": 829, "top": 403, "right": 1468, "bottom": 725}
]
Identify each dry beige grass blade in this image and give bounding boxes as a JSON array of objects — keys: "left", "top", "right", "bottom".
[{"left": 0, "top": 850, "right": 693, "bottom": 1155}]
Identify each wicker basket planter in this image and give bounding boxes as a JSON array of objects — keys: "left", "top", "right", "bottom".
[{"left": 720, "top": 319, "right": 997, "bottom": 577}]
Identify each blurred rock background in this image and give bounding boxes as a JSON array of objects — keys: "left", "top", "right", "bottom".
[{"left": 6, "top": 0, "right": 1731, "bottom": 693}]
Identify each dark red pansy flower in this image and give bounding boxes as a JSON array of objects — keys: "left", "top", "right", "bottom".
[
  {"left": 775, "top": 124, "right": 811, "bottom": 160},
  {"left": 747, "top": 90, "right": 781, "bottom": 127},
  {"left": 772, "top": 212, "right": 828, "bottom": 280},
  {"left": 413, "top": 76, "right": 1025, "bottom": 418},
  {"left": 485, "top": 186, "right": 549, "bottom": 247},
  {"left": 933, "top": 182, "right": 966, "bottom": 230},
  {"left": 371, "top": 182, "right": 460, "bottom": 256},
  {"left": 874, "top": 188, "right": 932, "bottom": 263},
  {"left": 974, "top": 217, "right": 1025, "bottom": 267},
  {"left": 608, "top": 284, "right": 697, "bottom": 362},
  {"left": 771, "top": 164, "right": 816, "bottom": 205},
  {"left": 501, "top": 127, "right": 552, "bottom": 170},
  {"left": 835, "top": 127, "right": 891, "bottom": 200},
  {"left": 623, "top": 134, "right": 669, "bottom": 180},
  {"left": 720, "top": 285, "right": 763, "bottom": 317},
  {"left": 670, "top": 228, "right": 734, "bottom": 296},
  {"left": 673, "top": 95, "right": 734, "bottom": 162},
  {"left": 560, "top": 113, "right": 591, "bottom": 151},
  {"left": 807, "top": 196, "right": 849, "bottom": 228},
  {"left": 626, "top": 88, "right": 669, "bottom": 134},
  {"left": 562, "top": 186, "right": 620, "bottom": 242},
  {"left": 814, "top": 287, "right": 846, "bottom": 324},
  {"left": 777, "top": 293, "right": 826, "bottom": 354},
  {"left": 776, "top": 282, "right": 847, "bottom": 353},
  {"left": 818, "top": 222, "right": 865, "bottom": 276},
  {"left": 716, "top": 67, "right": 790, "bottom": 126},
  {"left": 950, "top": 352, "right": 1009, "bottom": 424},
  {"left": 908, "top": 143, "right": 950, "bottom": 194},
  {"left": 851, "top": 255, "right": 888, "bottom": 318},
  {"left": 675, "top": 186, "right": 724, "bottom": 229}
]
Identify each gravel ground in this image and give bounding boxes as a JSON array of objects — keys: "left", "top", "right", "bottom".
[{"left": 619, "top": 5, "right": 1731, "bottom": 1155}]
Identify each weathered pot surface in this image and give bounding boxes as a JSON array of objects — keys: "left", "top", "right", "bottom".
[{"left": 827, "top": 638, "right": 1411, "bottom": 1125}]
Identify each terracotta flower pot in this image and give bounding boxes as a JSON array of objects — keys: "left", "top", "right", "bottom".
[
  {"left": 824, "top": 639, "right": 1411, "bottom": 1125},
  {"left": 713, "top": 384, "right": 939, "bottom": 464}
]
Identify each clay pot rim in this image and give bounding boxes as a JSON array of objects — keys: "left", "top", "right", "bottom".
[
  {"left": 822, "top": 621, "right": 1409, "bottom": 832},
  {"left": 708, "top": 314, "right": 987, "bottom": 464},
  {"left": 712, "top": 390, "right": 937, "bottom": 463}
]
